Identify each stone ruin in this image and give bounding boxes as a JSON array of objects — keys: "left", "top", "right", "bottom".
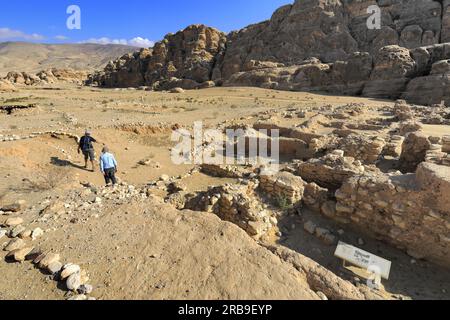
[
  {"left": 171, "top": 96, "right": 450, "bottom": 269},
  {"left": 259, "top": 172, "right": 305, "bottom": 206},
  {"left": 0, "top": 79, "right": 16, "bottom": 92},
  {"left": 334, "top": 163, "right": 450, "bottom": 267},
  {"left": 181, "top": 171, "right": 310, "bottom": 239}
]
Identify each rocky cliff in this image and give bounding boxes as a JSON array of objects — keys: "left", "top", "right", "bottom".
[
  {"left": 87, "top": 0, "right": 450, "bottom": 105},
  {"left": 88, "top": 24, "right": 226, "bottom": 90}
]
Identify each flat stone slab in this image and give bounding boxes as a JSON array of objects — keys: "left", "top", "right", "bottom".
[{"left": 334, "top": 241, "right": 392, "bottom": 280}]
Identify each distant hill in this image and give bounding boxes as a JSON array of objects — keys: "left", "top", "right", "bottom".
[{"left": 0, "top": 42, "right": 136, "bottom": 76}]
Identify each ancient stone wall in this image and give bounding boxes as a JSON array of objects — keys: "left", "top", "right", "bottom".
[
  {"left": 259, "top": 172, "right": 305, "bottom": 205},
  {"left": 4, "top": 69, "right": 87, "bottom": 86},
  {"left": 183, "top": 183, "right": 276, "bottom": 238},
  {"left": 334, "top": 163, "right": 450, "bottom": 267},
  {"left": 200, "top": 164, "right": 251, "bottom": 179}
]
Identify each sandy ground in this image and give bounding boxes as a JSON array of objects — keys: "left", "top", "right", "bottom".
[{"left": 1, "top": 85, "right": 449, "bottom": 300}]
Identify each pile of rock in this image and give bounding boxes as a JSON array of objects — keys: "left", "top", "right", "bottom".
[
  {"left": 259, "top": 171, "right": 305, "bottom": 206},
  {"left": 399, "top": 132, "right": 432, "bottom": 173},
  {"left": 443, "top": 136, "right": 450, "bottom": 154},
  {"left": 302, "top": 183, "right": 335, "bottom": 219},
  {"left": 4, "top": 68, "right": 88, "bottom": 86},
  {"left": 397, "top": 121, "right": 423, "bottom": 137},
  {"left": 393, "top": 101, "right": 415, "bottom": 122},
  {"left": 382, "top": 136, "right": 405, "bottom": 158},
  {"left": 337, "top": 134, "right": 386, "bottom": 164},
  {"left": 184, "top": 183, "right": 277, "bottom": 238},
  {"left": 425, "top": 143, "right": 446, "bottom": 164},
  {"left": 425, "top": 136, "right": 450, "bottom": 167},
  {"left": 303, "top": 220, "right": 337, "bottom": 246}
]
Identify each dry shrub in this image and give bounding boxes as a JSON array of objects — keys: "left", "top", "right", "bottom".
[{"left": 23, "top": 167, "right": 70, "bottom": 191}]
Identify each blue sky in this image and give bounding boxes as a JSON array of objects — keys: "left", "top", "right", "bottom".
[{"left": 0, "top": 0, "right": 292, "bottom": 47}]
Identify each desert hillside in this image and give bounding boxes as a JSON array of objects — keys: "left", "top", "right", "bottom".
[{"left": 0, "top": 42, "right": 136, "bottom": 77}]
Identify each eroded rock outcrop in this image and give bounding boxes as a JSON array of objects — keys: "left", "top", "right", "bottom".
[
  {"left": 4, "top": 68, "right": 88, "bottom": 86},
  {"left": 221, "top": 0, "right": 444, "bottom": 76},
  {"left": 0, "top": 79, "right": 16, "bottom": 92},
  {"left": 87, "top": 1, "right": 450, "bottom": 105},
  {"left": 259, "top": 171, "right": 306, "bottom": 205},
  {"left": 88, "top": 25, "right": 226, "bottom": 89}
]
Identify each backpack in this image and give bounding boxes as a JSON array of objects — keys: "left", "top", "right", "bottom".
[{"left": 82, "top": 136, "right": 92, "bottom": 151}]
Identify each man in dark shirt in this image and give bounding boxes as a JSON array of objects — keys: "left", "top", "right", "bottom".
[{"left": 78, "top": 130, "right": 98, "bottom": 172}]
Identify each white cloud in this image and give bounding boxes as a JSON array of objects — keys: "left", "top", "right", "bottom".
[
  {"left": 81, "top": 36, "right": 154, "bottom": 48},
  {"left": 55, "top": 35, "right": 69, "bottom": 41},
  {"left": 0, "top": 27, "right": 45, "bottom": 41},
  {"left": 128, "top": 37, "right": 154, "bottom": 48}
]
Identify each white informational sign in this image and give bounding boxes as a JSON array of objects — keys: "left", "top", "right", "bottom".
[{"left": 334, "top": 241, "right": 392, "bottom": 280}]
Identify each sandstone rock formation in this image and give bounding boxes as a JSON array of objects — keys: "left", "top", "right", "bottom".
[
  {"left": 4, "top": 68, "right": 88, "bottom": 86},
  {"left": 183, "top": 182, "right": 275, "bottom": 238},
  {"left": 4, "top": 71, "right": 41, "bottom": 86},
  {"left": 87, "top": 25, "right": 226, "bottom": 90},
  {"left": 86, "top": 0, "right": 450, "bottom": 106},
  {"left": 0, "top": 79, "right": 16, "bottom": 92}
]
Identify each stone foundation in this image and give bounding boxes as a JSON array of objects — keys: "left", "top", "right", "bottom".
[
  {"left": 334, "top": 163, "right": 450, "bottom": 267},
  {"left": 296, "top": 152, "right": 366, "bottom": 189},
  {"left": 259, "top": 172, "right": 305, "bottom": 205},
  {"left": 200, "top": 164, "right": 251, "bottom": 179},
  {"left": 183, "top": 183, "right": 275, "bottom": 238}
]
